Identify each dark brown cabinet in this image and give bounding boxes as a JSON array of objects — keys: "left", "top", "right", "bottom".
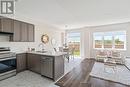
[
  {"left": 17, "top": 53, "right": 27, "bottom": 73},
  {"left": 41, "top": 56, "right": 54, "bottom": 79},
  {"left": 13, "top": 20, "right": 21, "bottom": 41},
  {"left": 0, "top": 16, "right": 35, "bottom": 42},
  {"left": 16, "top": 53, "right": 64, "bottom": 81},
  {"left": 0, "top": 17, "right": 13, "bottom": 33},
  {"left": 21, "top": 22, "right": 28, "bottom": 42},
  {"left": 27, "top": 53, "right": 41, "bottom": 74},
  {"left": 28, "top": 24, "right": 35, "bottom": 42},
  {"left": 41, "top": 55, "right": 64, "bottom": 81},
  {"left": 13, "top": 21, "right": 35, "bottom": 42},
  {"left": 54, "top": 56, "right": 64, "bottom": 81}
]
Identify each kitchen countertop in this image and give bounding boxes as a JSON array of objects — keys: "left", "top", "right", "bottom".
[
  {"left": 27, "top": 51, "right": 67, "bottom": 56},
  {"left": 16, "top": 51, "right": 67, "bottom": 57}
]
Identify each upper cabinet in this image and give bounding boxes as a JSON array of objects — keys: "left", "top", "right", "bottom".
[
  {"left": 0, "top": 17, "right": 13, "bottom": 33},
  {"left": 28, "top": 24, "right": 35, "bottom": 42},
  {"left": 21, "top": 22, "right": 28, "bottom": 42},
  {"left": 0, "top": 16, "right": 35, "bottom": 42},
  {"left": 13, "top": 20, "right": 35, "bottom": 42},
  {"left": 13, "top": 20, "right": 21, "bottom": 42}
]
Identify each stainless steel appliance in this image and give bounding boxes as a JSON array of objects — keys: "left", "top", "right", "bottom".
[
  {"left": 0, "top": 47, "right": 16, "bottom": 80},
  {"left": 41, "top": 57, "right": 53, "bottom": 79}
]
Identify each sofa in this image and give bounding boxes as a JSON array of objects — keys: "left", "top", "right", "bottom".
[{"left": 96, "top": 50, "right": 125, "bottom": 64}]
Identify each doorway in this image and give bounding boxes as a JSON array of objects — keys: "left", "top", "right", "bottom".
[{"left": 67, "top": 32, "right": 81, "bottom": 58}]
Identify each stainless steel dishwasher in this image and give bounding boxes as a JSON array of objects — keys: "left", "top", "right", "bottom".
[{"left": 41, "top": 57, "right": 53, "bottom": 79}]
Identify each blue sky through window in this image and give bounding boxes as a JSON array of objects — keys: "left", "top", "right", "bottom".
[
  {"left": 68, "top": 33, "right": 80, "bottom": 42},
  {"left": 93, "top": 31, "right": 126, "bottom": 49},
  {"left": 94, "top": 31, "right": 126, "bottom": 41}
]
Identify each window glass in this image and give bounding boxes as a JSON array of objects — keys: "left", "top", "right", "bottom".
[
  {"left": 67, "top": 32, "right": 80, "bottom": 56},
  {"left": 114, "top": 35, "right": 126, "bottom": 49},
  {"left": 94, "top": 35, "right": 102, "bottom": 48},
  {"left": 93, "top": 31, "right": 126, "bottom": 50},
  {"left": 104, "top": 35, "right": 113, "bottom": 48}
]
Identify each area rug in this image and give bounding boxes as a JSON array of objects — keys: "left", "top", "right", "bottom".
[{"left": 90, "top": 62, "right": 130, "bottom": 86}]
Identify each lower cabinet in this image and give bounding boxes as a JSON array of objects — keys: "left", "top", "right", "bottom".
[
  {"left": 41, "top": 56, "right": 54, "bottom": 79},
  {"left": 17, "top": 53, "right": 27, "bottom": 73},
  {"left": 17, "top": 53, "right": 64, "bottom": 81},
  {"left": 54, "top": 55, "right": 64, "bottom": 81},
  {"left": 27, "top": 53, "right": 41, "bottom": 74}
]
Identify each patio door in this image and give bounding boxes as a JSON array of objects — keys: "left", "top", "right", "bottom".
[{"left": 67, "top": 32, "right": 81, "bottom": 57}]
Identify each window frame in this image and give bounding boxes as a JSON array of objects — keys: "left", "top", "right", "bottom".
[{"left": 93, "top": 31, "right": 126, "bottom": 50}]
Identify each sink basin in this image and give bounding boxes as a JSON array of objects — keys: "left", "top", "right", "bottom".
[{"left": 36, "top": 51, "right": 47, "bottom": 53}]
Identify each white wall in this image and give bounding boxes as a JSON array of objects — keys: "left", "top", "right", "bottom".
[
  {"left": 66, "top": 22, "right": 130, "bottom": 58},
  {"left": 0, "top": 23, "right": 64, "bottom": 53}
]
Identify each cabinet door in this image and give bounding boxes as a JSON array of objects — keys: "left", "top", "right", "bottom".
[
  {"left": 17, "top": 53, "right": 27, "bottom": 73},
  {"left": 28, "top": 24, "right": 34, "bottom": 42},
  {"left": 41, "top": 56, "right": 53, "bottom": 78},
  {"left": 1, "top": 18, "right": 13, "bottom": 33},
  {"left": 54, "top": 56, "right": 64, "bottom": 81},
  {"left": 27, "top": 53, "right": 41, "bottom": 74},
  {"left": 21, "top": 22, "right": 28, "bottom": 42},
  {"left": 0, "top": 19, "right": 2, "bottom": 31},
  {"left": 34, "top": 55, "right": 41, "bottom": 74},
  {"left": 27, "top": 53, "right": 33, "bottom": 71},
  {"left": 13, "top": 20, "right": 21, "bottom": 41}
]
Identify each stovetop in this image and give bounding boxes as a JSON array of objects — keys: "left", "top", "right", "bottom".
[
  {"left": 0, "top": 47, "right": 10, "bottom": 52},
  {"left": 0, "top": 47, "right": 16, "bottom": 59}
]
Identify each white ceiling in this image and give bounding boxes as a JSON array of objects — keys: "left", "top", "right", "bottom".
[{"left": 15, "top": 0, "right": 130, "bottom": 29}]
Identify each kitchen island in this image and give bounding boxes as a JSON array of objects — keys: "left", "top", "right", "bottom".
[{"left": 17, "top": 51, "right": 65, "bottom": 81}]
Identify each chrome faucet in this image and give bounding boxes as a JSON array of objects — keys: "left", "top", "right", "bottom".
[{"left": 38, "top": 43, "right": 45, "bottom": 51}]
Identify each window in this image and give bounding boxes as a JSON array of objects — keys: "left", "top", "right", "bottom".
[
  {"left": 114, "top": 31, "right": 126, "bottom": 49},
  {"left": 104, "top": 35, "right": 113, "bottom": 48},
  {"left": 67, "top": 32, "right": 80, "bottom": 56},
  {"left": 94, "top": 36, "right": 102, "bottom": 48},
  {"left": 104, "top": 32, "right": 113, "bottom": 48},
  {"left": 93, "top": 32, "right": 103, "bottom": 49},
  {"left": 93, "top": 31, "right": 126, "bottom": 50}
]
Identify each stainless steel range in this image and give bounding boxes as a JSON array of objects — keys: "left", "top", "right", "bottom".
[{"left": 0, "top": 47, "right": 16, "bottom": 80}]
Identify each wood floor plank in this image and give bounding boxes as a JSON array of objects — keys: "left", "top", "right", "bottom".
[{"left": 55, "top": 59, "right": 129, "bottom": 87}]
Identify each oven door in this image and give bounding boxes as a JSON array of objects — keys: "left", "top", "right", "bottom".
[{"left": 0, "top": 57, "right": 16, "bottom": 74}]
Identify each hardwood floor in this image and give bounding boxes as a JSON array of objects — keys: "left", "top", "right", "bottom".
[{"left": 55, "top": 59, "right": 129, "bottom": 87}]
